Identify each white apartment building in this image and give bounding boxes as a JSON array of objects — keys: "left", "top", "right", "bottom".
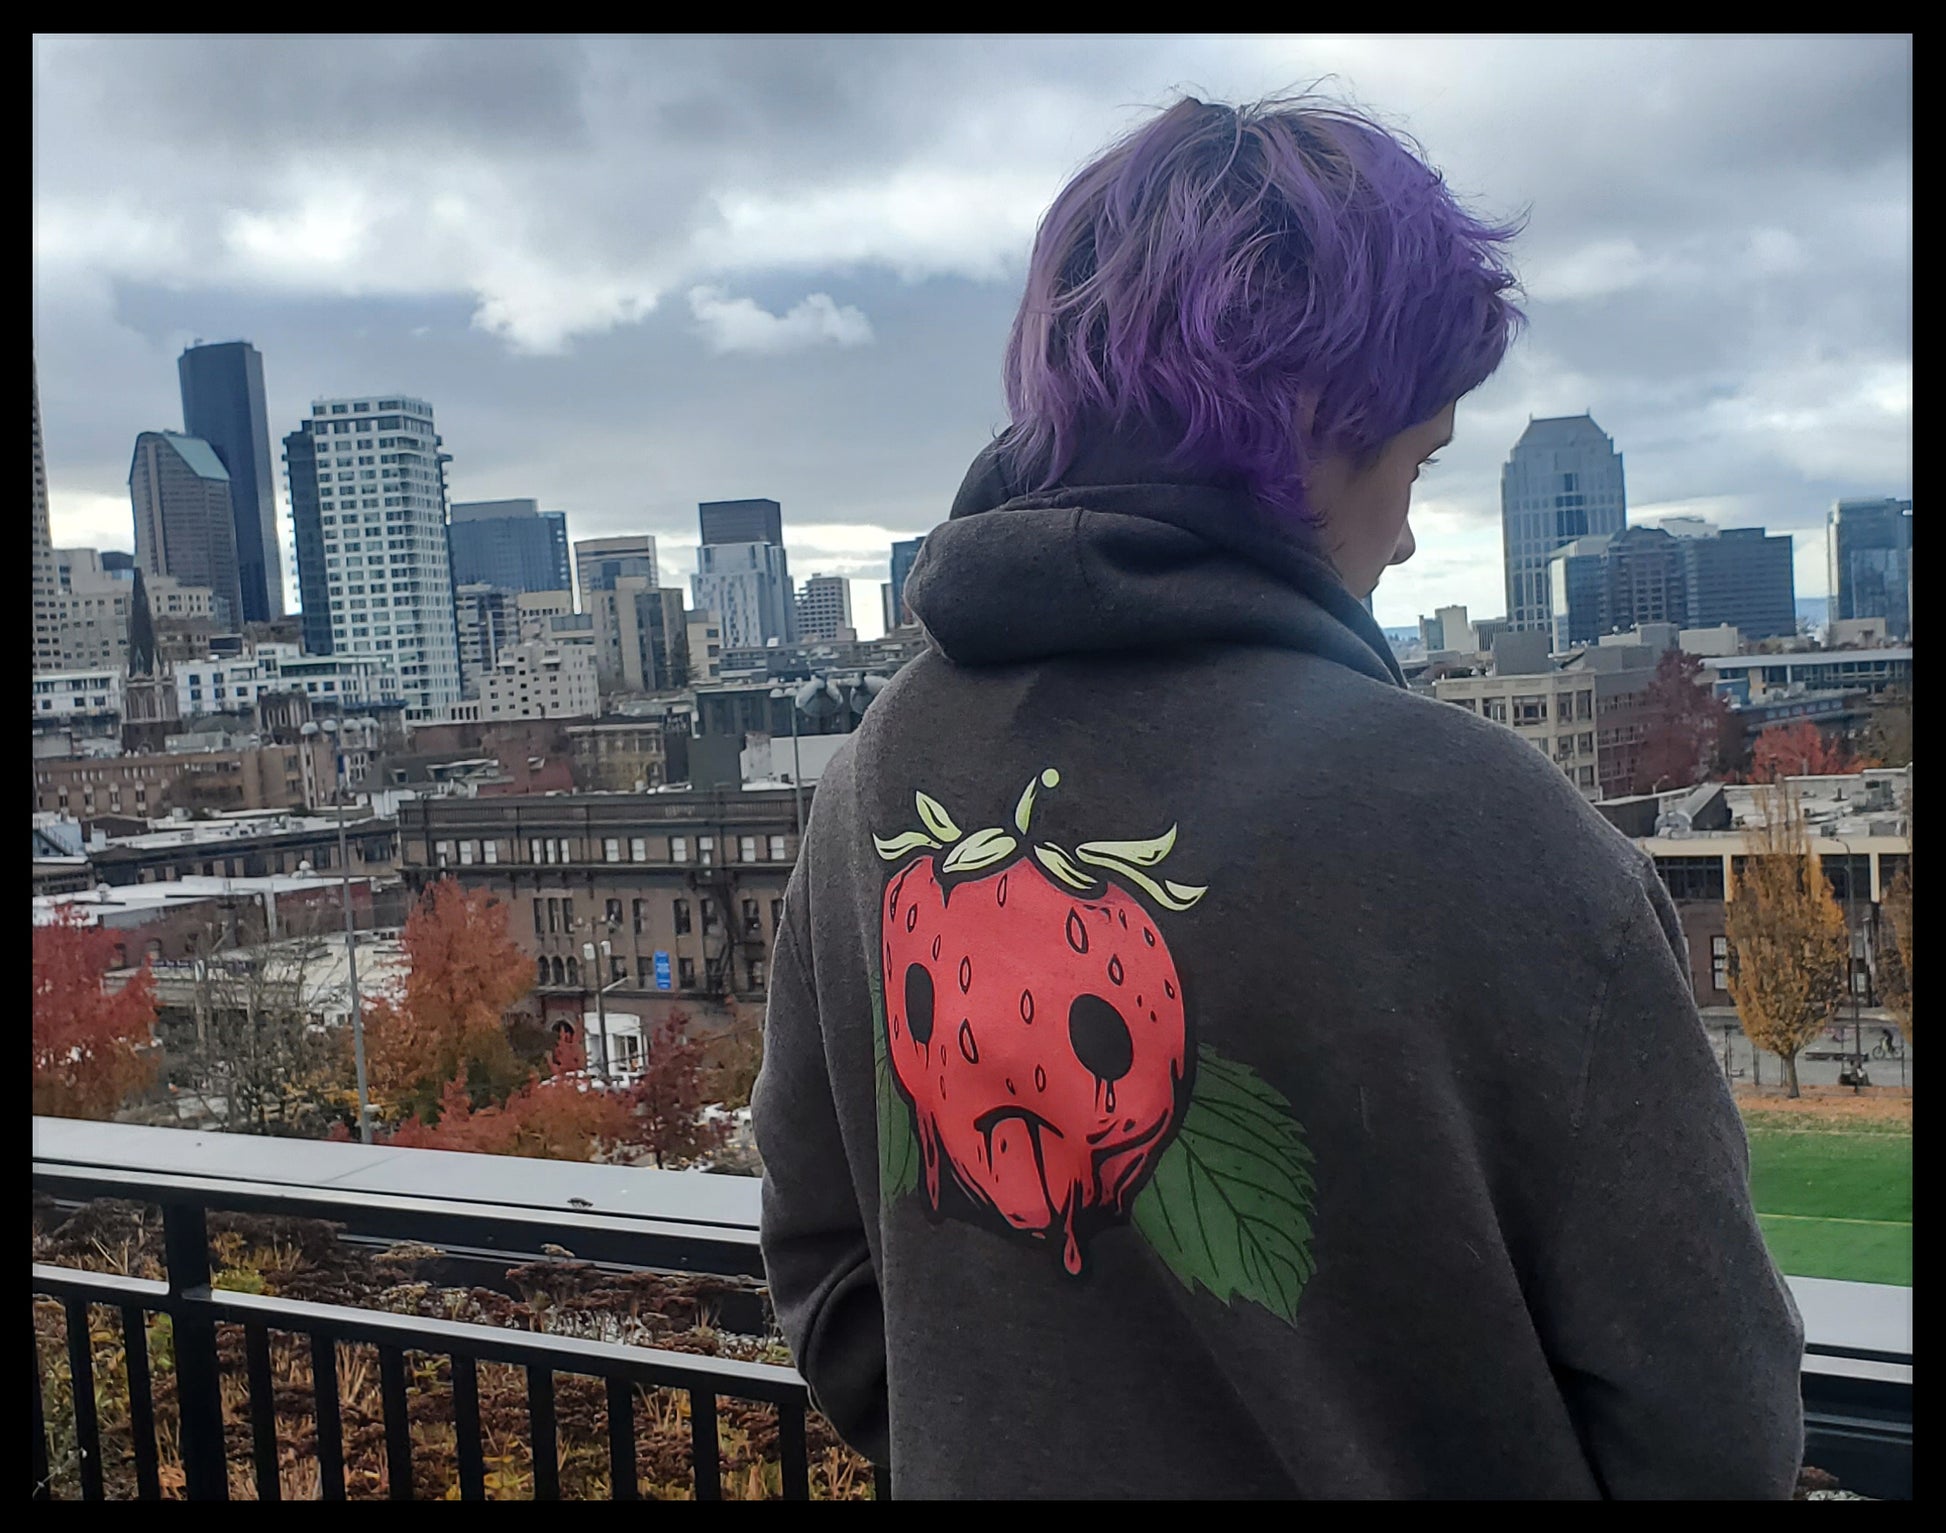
[
  {"left": 686, "top": 610, "right": 723, "bottom": 684},
  {"left": 32, "top": 669, "right": 123, "bottom": 722},
  {"left": 794, "top": 573, "right": 854, "bottom": 641},
  {"left": 298, "top": 395, "right": 462, "bottom": 720},
  {"left": 480, "top": 641, "right": 599, "bottom": 721},
  {"left": 175, "top": 643, "right": 401, "bottom": 718}
]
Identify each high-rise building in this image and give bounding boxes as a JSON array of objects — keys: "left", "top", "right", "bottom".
[
  {"left": 587, "top": 579, "right": 689, "bottom": 693},
  {"left": 1548, "top": 535, "right": 1613, "bottom": 651},
  {"left": 33, "top": 355, "right": 60, "bottom": 671},
  {"left": 129, "top": 430, "right": 245, "bottom": 630},
  {"left": 1501, "top": 415, "right": 1627, "bottom": 632},
  {"left": 178, "top": 340, "right": 283, "bottom": 622},
  {"left": 888, "top": 536, "right": 925, "bottom": 629},
  {"left": 281, "top": 424, "right": 331, "bottom": 654},
  {"left": 686, "top": 609, "right": 723, "bottom": 685},
  {"left": 455, "top": 583, "right": 523, "bottom": 696},
  {"left": 449, "top": 498, "right": 572, "bottom": 593},
  {"left": 795, "top": 573, "right": 854, "bottom": 641},
  {"left": 479, "top": 640, "right": 600, "bottom": 722},
  {"left": 284, "top": 395, "right": 462, "bottom": 719},
  {"left": 1827, "top": 497, "right": 1912, "bottom": 639},
  {"left": 1679, "top": 525, "right": 1795, "bottom": 640},
  {"left": 699, "top": 498, "right": 783, "bottom": 547},
  {"left": 692, "top": 541, "right": 796, "bottom": 649},
  {"left": 574, "top": 535, "right": 659, "bottom": 609}
]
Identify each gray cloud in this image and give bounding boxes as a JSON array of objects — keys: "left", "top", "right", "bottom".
[{"left": 33, "top": 33, "right": 1910, "bottom": 630}]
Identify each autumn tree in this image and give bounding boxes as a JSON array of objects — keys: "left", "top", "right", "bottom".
[
  {"left": 1859, "top": 688, "right": 1914, "bottom": 768},
  {"left": 1724, "top": 781, "right": 1851, "bottom": 1097},
  {"left": 1878, "top": 788, "right": 1913, "bottom": 1043},
  {"left": 1744, "top": 720, "right": 1875, "bottom": 783},
  {"left": 33, "top": 908, "right": 160, "bottom": 1120},
  {"left": 1630, "top": 649, "right": 1734, "bottom": 794},
  {"left": 366, "top": 878, "right": 542, "bottom": 1124},
  {"left": 619, "top": 1011, "right": 732, "bottom": 1168},
  {"left": 378, "top": 1035, "right": 636, "bottom": 1161},
  {"left": 703, "top": 1020, "right": 763, "bottom": 1113}
]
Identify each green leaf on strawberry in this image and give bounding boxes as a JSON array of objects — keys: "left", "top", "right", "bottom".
[
  {"left": 870, "top": 956, "right": 918, "bottom": 1200},
  {"left": 1131, "top": 1044, "right": 1317, "bottom": 1324}
]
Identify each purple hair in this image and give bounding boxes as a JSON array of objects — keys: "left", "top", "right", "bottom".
[{"left": 1002, "top": 94, "right": 1525, "bottom": 524}]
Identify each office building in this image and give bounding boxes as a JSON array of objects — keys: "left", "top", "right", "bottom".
[
  {"left": 129, "top": 431, "right": 245, "bottom": 630},
  {"left": 282, "top": 423, "right": 331, "bottom": 654},
  {"left": 284, "top": 395, "right": 462, "bottom": 720},
  {"left": 455, "top": 583, "right": 522, "bottom": 696},
  {"left": 699, "top": 498, "right": 784, "bottom": 548},
  {"left": 574, "top": 534, "right": 659, "bottom": 608},
  {"left": 449, "top": 498, "right": 572, "bottom": 593},
  {"left": 693, "top": 541, "right": 796, "bottom": 649},
  {"left": 589, "top": 579, "right": 690, "bottom": 694},
  {"left": 687, "top": 610, "right": 723, "bottom": 685},
  {"left": 1827, "top": 498, "right": 1912, "bottom": 640},
  {"left": 888, "top": 536, "right": 925, "bottom": 630},
  {"left": 1679, "top": 525, "right": 1796, "bottom": 640},
  {"left": 1500, "top": 414, "right": 1627, "bottom": 633},
  {"left": 795, "top": 573, "right": 854, "bottom": 641},
  {"left": 178, "top": 340, "right": 283, "bottom": 622},
  {"left": 34, "top": 355, "right": 61, "bottom": 670}
]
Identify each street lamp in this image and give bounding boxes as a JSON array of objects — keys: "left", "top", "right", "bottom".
[
  {"left": 579, "top": 927, "right": 621, "bottom": 1084},
  {"left": 1829, "top": 834, "right": 1864, "bottom": 1094},
  {"left": 302, "top": 718, "right": 374, "bottom": 1141}
]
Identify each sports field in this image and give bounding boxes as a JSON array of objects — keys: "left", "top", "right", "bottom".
[{"left": 1744, "top": 1103, "right": 1912, "bottom": 1287}]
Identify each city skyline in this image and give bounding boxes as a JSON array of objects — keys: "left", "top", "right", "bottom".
[{"left": 35, "top": 35, "right": 1911, "bottom": 630}]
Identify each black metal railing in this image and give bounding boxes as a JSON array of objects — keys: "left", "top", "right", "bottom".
[{"left": 32, "top": 1121, "right": 885, "bottom": 1502}]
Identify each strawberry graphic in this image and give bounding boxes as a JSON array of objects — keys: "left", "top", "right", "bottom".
[{"left": 873, "top": 768, "right": 1208, "bottom": 1276}]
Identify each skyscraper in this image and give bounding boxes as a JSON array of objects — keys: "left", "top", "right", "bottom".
[
  {"left": 1827, "top": 498, "right": 1912, "bottom": 639},
  {"left": 129, "top": 431, "right": 245, "bottom": 630},
  {"left": 888, "top": 536, "right": 925, "bottom": 629},
  {"left": 1500, "top": 415, "right": 1627, "bottom": 632},
  {"left": 285, "top": 395, "right": 462, "bottom": 719},
  {"left": 450, "top": 498, "right": 572, "bottom": 593},
  {"left": 693, "top": 541, "right": 797, "bottom": 648},
  {"left": 282, "top": 424, "right": 332, "bottom": 654},
  {"left": 587, "top": 580, "right": 689, "bottom": 693},
  {"left": 795, "top": 573, "right": 854, "bottom": 640},
  {"left": 179, "top": 340, "right": 284, "bottom": 622},
  {"left": 1678, "top": 524, "right": 1795, "bottom": 640},
  {"left": 699, "top": 497, "right": 783, "bottom": 547},
  {"left": 33, "top": 354, "right": 60, "bottom": 671},
  {"left": 691, "top": 497, "right": 795, "bottom": 648},
  {"left": 574, "top": 535, "right": 659, "bottom": 608}
]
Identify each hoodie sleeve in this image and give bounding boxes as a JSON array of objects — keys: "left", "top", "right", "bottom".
[
  {"left": 1530, "top": 864, "right": 1805, "bottom": 1498},
  {"left": 752, "top": 906, "right": 891, "bottom": 1467}
]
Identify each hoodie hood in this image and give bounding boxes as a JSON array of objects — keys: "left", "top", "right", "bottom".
[{"left": 903, "top": 427, "right": 1405, "bottom": 688}]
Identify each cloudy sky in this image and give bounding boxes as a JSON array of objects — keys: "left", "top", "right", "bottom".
[{"left": 34, "top": 34, "right": 1910, "bottom": 634}]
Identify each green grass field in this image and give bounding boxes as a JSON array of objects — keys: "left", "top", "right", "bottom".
[{"left": 1745, "top": 1126, "right": 1912, "bottom": 1286}]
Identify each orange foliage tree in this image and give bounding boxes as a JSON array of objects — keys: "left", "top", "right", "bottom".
[
  {"left": 381, "top": 1035, "right": 637, "bottom": 1160},
  {"left": 33, "top": 908, "right": 160, "bottom": 1119},
  {"left": 1745, "top": 720, "right": 1876, "bottom": 783},
  {"left": 623, "top": 1012, "right": 732, "bottom": 1168},
  {"left": 365, "top": 878, "right": 542, "bottom": 1124}
]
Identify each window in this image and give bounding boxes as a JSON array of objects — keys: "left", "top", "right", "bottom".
[
  {"left": 1513, "top": 695, "right": 1547, "bottom": 725},
  {"left": 483, "top": 840, "right": 499, "bottom": 864},
  {"left": 768, "top": 834, "right": 787, "bottom": 861},
  {"left": 611, "top": 956, "right": 627, "bottom": 984},
  {"left": 604, "top": 837, "right": 621, "bottom": 863},
  {"left": 1484, "top": 698, "right": 1508, "bottom": 724},
  {"left": 1711, "top": 935, "right": 1731, "bottom": 993},
  {"left": 544, "top": 839, "right": 558, "bottom": 864},
  {"left": 1655, "top": 856, "right": 1727, "bottom": 902},
  {"left": 435, "top": 840, "right": 452, "bottom": 869},
  {"left": 670, "top": 836, "right": 689, "bottom": 863},
  {"left": 678, "top": 956, "right": 697, "bottom": 988},
  {"left": 742, "top": 897, "right": 761, "bottom": 934},
  {"left": 1821, "top": 853, "right": 1870, "bottom": 905},
  {"left": 673, "top": 898, "right": 692, "bottom": 935},
  {"left": 534, "top": 899, "right": 546, "bottom": 935},
  {"left": 1576, "top": 765, "right": 1596, "bottom": 788},
  {"left": 1577, "top": 733, "right": 1594, "bottom": 754},
  {"left": 606, "top": 897, "right": 623, "bottom": 927},
  {"left": 546, "top": 898, "right": 559, "bottom": 933},
  {"left": 1576, "top": 691, "right": 1594, "bottom": 721},
  {"left": 459, "top": 839, "right": 476, "bottom": 865},
  {"left": 632, "top": 898, "right": 645, "bottom": 935},
  {"left": 563, "top": 899, "right": 575, "bottom": 929},
  {"left": 698, "top": 836, "right": 715, "bottom": 865},
  {"left": 749, "top": 958, "right": 767, "bottom": 990},
  {"left": 630, "top": 837, "right": 647, "bottom": 862},
  {"left": 740, "top": 835, "right": 758, "bottom": 863},
  {"left": 537, "top": 957, "right": 550, "bottom": 986},
  {"left": 701, "top": 897, "right": 719, "bottom": 932}
]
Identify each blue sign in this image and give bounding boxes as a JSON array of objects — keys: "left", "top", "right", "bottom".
[{"left": 653, "top": 951, "right": 672, "bottom": 990}]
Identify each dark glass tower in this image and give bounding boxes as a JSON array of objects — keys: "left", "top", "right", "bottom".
[{"left": 179, "top": 340, "right": 283, "bottom": 622}]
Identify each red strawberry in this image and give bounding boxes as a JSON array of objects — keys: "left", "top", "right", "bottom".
[{"left": 875, "top": 769, "right": 1205, "bottom": 1275}]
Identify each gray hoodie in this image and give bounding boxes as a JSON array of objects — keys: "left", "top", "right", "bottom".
[{"left": 752, "top": 430, "right": 1804, "bottom": 1499}]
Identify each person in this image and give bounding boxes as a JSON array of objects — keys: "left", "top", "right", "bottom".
[{"left": 753, "top": 94, "right": 1804, "bottom": 1499}]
